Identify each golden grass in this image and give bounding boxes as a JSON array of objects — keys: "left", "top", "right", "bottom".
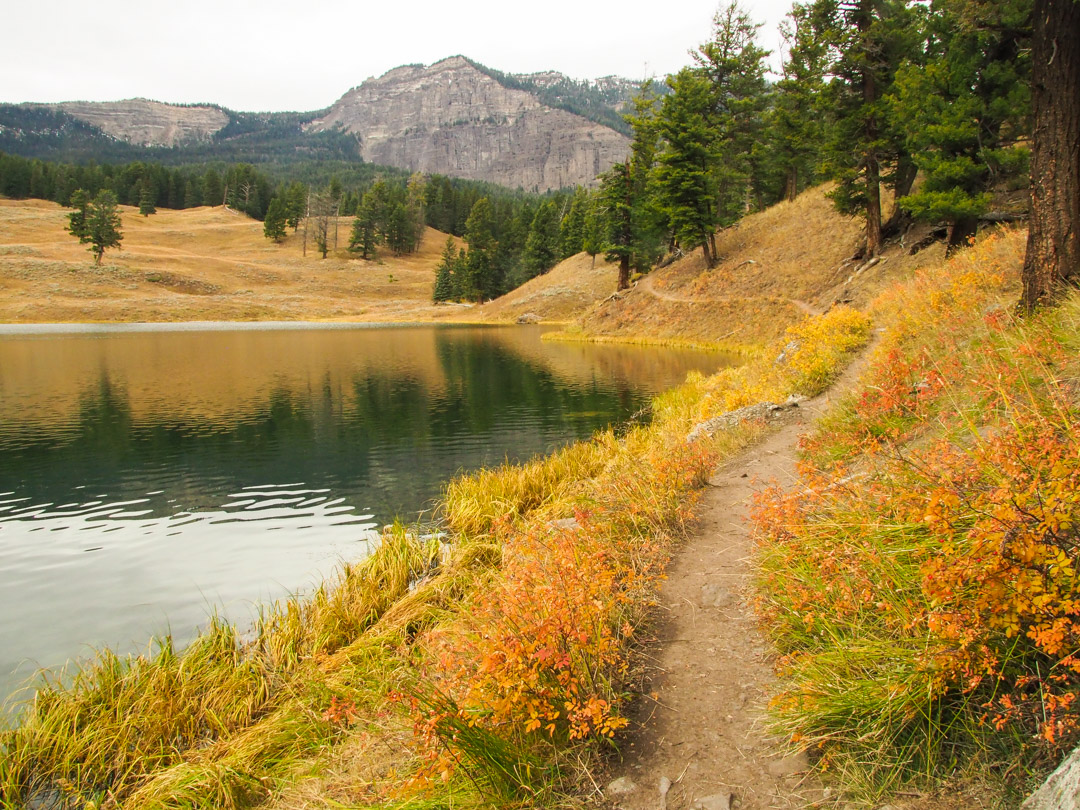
[{"left": 0, "top": 198, "right": 458, "bottom": 323}]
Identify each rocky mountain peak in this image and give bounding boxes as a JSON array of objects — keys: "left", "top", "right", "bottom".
[{"left": 309, "top": 57, "right": 630, "bottom": 191}]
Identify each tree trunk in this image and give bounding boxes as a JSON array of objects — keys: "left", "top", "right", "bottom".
[
  {"left": 701, "top": 236, "right": 715, "bottom": 269},
  {"left": 859, "top": 0, "right": 882, "bottom": 257},
  {"left": 617, "top": 256, "right": 631, "bottom": 291},
  {"left": 946, "top": 216, "right": 979, "bottom": 256},
  {"left": 1020, "top": 0, "right": 1080, "bottom": 311},
  {"left": 786, "top": 166, "right": 799, "bottom": 203}
]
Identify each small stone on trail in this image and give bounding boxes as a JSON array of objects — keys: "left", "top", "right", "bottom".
[
  {"left": 659, "top": 776, "right": 672, "bottom": 796},
  {"left": 606, "top": 776, "right": 638, "bottom": 796},
  {"left": 691, "top": 792, "right": 733, "bottom": 810}
]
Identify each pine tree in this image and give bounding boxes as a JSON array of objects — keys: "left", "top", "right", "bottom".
[
  {"left": 433, "top": 236, "right": 458, "bottom": 302},
  {"left": 66, "top": 189, "right": 90, "bottom": 242},
  {"left": 285, "top": 181, "right": 307, "bottom": 231},
  {"left": 772, "top": 1, "right": 831, "bottom": 201},
  {"left": 462, "top": 197, "right": 499, "bottom": 301},
  {"left": 263, "top": 196, "right": 288, "bottom": 242},
  {"left": 349, "top": 192, "right": 380, "bottom": 260},
  {"left": 656, "top": 68, "right": 720, "bottom": 266},
  {"left": 138, "top": 182, "right": 156, "bottom": 217},
  {"left": 68, "top": 189, "right": 123, "bottom": 265},
  {"left": 558, "top": 188, "right": 588, "bottom": 259},
  {"left": 817, "top": 0, "right": 920, "bottom": 257},
  {"left": 892, "top": 0, "right": 1030, "bottom": 254},
  {"left": 600, "top": 160, "right": 635, "bottom": 289},
  {"left": 521, "top": 201, "right": 561, "bottom": 279}
]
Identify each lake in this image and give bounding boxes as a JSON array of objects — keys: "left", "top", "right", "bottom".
[{"left": 0, "top": 323, "right": 733, "bottom": 712}]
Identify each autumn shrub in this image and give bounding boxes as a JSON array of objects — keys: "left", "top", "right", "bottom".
[{"left": 752, "top": 229, "right": 1080, "bottom": 795}]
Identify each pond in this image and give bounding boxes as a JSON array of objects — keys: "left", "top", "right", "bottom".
[{"left": 0, "top": 323, "right": 734, "bottom": 711}]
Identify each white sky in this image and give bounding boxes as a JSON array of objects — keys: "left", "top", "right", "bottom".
[{"left": 1, "top": 0, "right": 796, "bottom": 112}]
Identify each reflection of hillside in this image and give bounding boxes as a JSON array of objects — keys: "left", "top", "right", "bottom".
[
  {"left": 2, "top": 326, "right": 721, "bottom": 519},
  {"left": 0, "top": 326, "right": 727, "bottom": 432}
]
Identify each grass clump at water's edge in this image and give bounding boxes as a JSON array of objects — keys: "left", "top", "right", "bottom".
[
  {"left": 752, "top": 228, "right": 1080, "bottom": 804},
  {"left": 0, "top": 304, "right": 872, "bottom": 809}
]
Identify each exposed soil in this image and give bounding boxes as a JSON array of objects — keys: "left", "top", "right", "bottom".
[{"left": 602, "top": 343, "right": 879, "bottom": 810}]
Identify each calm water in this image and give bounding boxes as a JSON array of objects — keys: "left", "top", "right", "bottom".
[{"left": 0, "top": 323, "right": 732, "bottom": 710}]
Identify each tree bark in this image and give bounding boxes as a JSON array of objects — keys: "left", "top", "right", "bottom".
[
  {"left": 946, "top": 216, "right": 979, "bottom": 256},
  {"left": 1020, "top": 0, "right": 1080, "bottom": 311},
  {"left": 617, "top": 255, "right": 631, "bottom": 291}
]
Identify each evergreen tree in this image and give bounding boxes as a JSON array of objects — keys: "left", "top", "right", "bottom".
[
  {"left": 202, "top": 169, "right": 223, "bottom": 207},
  {"left": 892, "top": 0, "right": 1030, "bottom": 254},
  {"left": 656, "top": 68, "right": 721, "bottom": 266},
  {"left": 692, "top": 1, "right": 770, "bottom": 226},
  {"left": 184, "top": 179, "right": 201, "bottom": 208},
  {"left": 285, "top": 181, "right": 307, "bottom": 230},
  {"left": 521, "top": 200, "right": 561, "bottom": 279},
  {"left": 349, "top": 192, "right": 379, "bottom": 259},
  {"left": 66, "top": 189, "right": 90, "bottom": 242},
  {"left": 624, "top": 81, "right": 668, "bottom": 272},
  {"left": 432, "top": 236, "right": 458, "bottom": 302},
  {"left": 385, "top": 202, "right": 414, "bottom": 254},
  {"left": 772, "top": 1, "right": 832, "bottom": 201},
  {"left": 582, "top": 192, "right": 605, "bottom": 268},
  {"left": 67, "top": 189, "right": 123, "bottom": 265},
  {"left": 600, "top": 160, "right": 635, "bottom": 289},
  {"left": 263, "top": 196, "right": 288, "bottom": 242},
  {"left": 462, "top": 197, "right": 499, "bottom": 301},
  {"left": 558, "top": 188, "right": 588, "bottom": 259},
  {"left": 138, "top": 182, "right": 156, "bottom": 216},
  {"left": 817, "top": 0, "right": 920, "bottom": 257}
]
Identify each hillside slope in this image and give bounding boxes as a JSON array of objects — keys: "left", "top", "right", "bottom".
[
  {"left": 0, "top": 199, "right": 452, "bottom": 323},
  {"left": 564, "top": 185, "right": 948, "bottom": 347},
  {"left": 476, "top": 251, "right": 621, "bottom": 323}
]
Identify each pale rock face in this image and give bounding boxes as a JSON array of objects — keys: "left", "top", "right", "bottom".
[
  {"left": 54, "top": 99, "right": 228, "bottom": 147},
  {"left": 308, "top": 56, "right": 630, "bottom": 191}
]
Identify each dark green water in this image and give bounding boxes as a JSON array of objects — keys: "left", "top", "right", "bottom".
[{"left": 0, "top": 323, "right": 733, "bottom": 710}]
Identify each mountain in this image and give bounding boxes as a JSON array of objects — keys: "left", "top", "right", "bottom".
[
  {"left": 50, "top": 98, "right": 229, "bottom": 147},
  {"left": 306, "top": 56, "right": 631, "bottom": 191},
  {"left": 0, "top": 57, "right": 635, "bottom": 192}
]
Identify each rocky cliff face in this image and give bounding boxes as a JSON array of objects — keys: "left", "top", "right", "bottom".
[
  {"left": 53, "top": 99, "right": 228, "bottom": 147},
  {"left": 308, "top": 57, "right": 630, "bottom": 191}
]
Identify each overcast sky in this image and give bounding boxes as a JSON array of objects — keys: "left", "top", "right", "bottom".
[{"left": 2, "top": 0, "right": 796, "bottom": 112}]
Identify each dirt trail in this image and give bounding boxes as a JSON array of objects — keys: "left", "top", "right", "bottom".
[
  {"left": 634, "top": 271, "right": 823, "bottom": 317},
  {"left": 604, "top": 342, "right": 878, "bottom": 810}
]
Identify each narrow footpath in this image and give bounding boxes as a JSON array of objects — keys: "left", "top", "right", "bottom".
[{"left": 603, "top": 346, "right": 876, "bottom": 810}]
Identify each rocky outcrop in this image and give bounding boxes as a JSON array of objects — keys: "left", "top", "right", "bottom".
[
  {"left": 308, "top": 56, "right": 630, "bottom": 191},
  {"left": 53, "top": 99, "right": 228, "bottom": 147}
]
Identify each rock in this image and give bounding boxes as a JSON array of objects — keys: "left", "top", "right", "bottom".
[
  {"left": 54, "top": 99, "right": 228, "bottom": 147},
  {"left": 659, "top": 776, "right": 672, "bottom": 796},
  {"left": 691, "top": 792, "right": 733, "bottom": 810},
  {"left": 686, "top": 401, "right": 786, "bottom": 442},
  {"left": 1023, "top": 743, "right": 1080, "bottom": 809},
  {"left": 516, "top": 312, "right": 542, "bottom": 324},
  {"left": 606, "top": 776, "right": 638, "bottom": 796},
  {"left": 308, "top": 56, "right": 630, "bottom": 191},
  {"left": 785, "top": 394, "right": 806, "bottom": 407}
]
